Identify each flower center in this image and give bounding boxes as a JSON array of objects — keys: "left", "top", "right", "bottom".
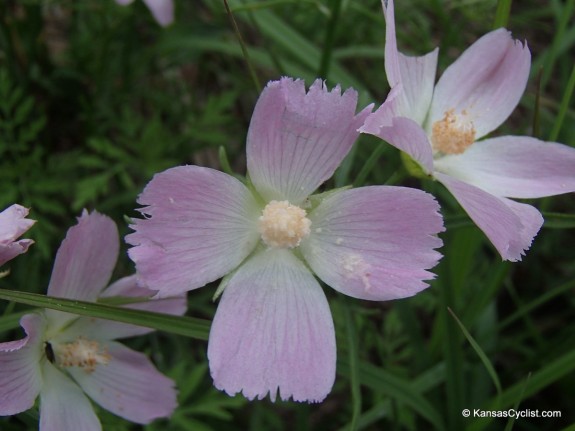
[
  {"left": 431, "top": 109, "right": 476, "bottom": 155},
  {"left": 258, "top": 200, "right": 311, "bottom": 249},
  {"left": 52, "top": 337, "right": 111, "bottom": 373}
]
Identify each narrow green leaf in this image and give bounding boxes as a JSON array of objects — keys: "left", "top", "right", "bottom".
[
  {"left": 532, "top": 66, "right": 542, "bottom": 138},
  {"left": 342, "top": 299, "right": 361, "bottom": 431},
  {"left": 228, "top": 1, "right": 369, "bottom": 99},
  {"left": 218, "top": 145, "right": 243, "bottom": 182},
  {"left": 353, "top": 141, "right": 388, "bottom": 187},
  {"left": 223, "top": 0, "right": 262, "bottom": 93},
  {"left": 337, "top": 358, "right": 445, "bottom": 430},
  {"left": 0, "top": 289, "right": 210, "bottom": 340},
  {"left": 468, "top": 348, "right": 575, "bottom": 431},
  {"left": 502, "top": 373, "right": 530, "bottom": 431},
  {"left": 559, "top": 423, "right": 575, "bottom": 431},
  {"left": 493, "top": 0, "right": 512, "bottom": 29},
  {"left": 318, "top": 0, "right": 343, "bottom": 80},
  {"left": 498, "top": 278, "right": 575, "bottom": 330},
  {"left": 448, "top": 307, "right": 502, "bottom": 397},
  {"left": 549, "top": 63, "right": 575, "bottom": 142},
  {"left": 541, "top": 212, "right": 575, "bottom": 229},
  {"left": 436, "top": 258, "right": 465, "bottom": 430},
  {"left": 540, "top": 0, "right": 575, "bottom": 90}
]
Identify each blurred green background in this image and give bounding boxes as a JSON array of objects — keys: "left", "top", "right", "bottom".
[{"left": 1, "top": 0, "right": 574, "bottom": 430}]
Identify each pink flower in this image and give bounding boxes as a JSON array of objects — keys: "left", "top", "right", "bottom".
[
  {"left": 0, "top": 204, "right": 35, "bottom": 267},
  {"left": 115, "top": 0, "right": 174, "bottom": 27},
  {"left": 127, "top": 77, "right": 445, "bottom": 402},
  {"left": 0, "top": 211, "right": 185, "bottom": 431},
  {"left": 360, "top": 0, "right": 575, "bottom": 261}
]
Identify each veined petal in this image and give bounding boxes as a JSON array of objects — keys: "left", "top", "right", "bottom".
[
  {"left": 300, "top": 187, "right": 444, "bottom": 300},
  {"left": 436, "top": 172, "right": 543, "bottom": 261},
  {"left": 434, "top": 136, "right": 575, "bottom": 199},
  {"left": 397, "top": 50, "right": 439, "bottom": 124},
  {"left": 360, "top": 103, "right": 435, "bottom": 174},
  {"left": 68, "top": 342, "right": 176, "bottom": 424},
  {"left": 208, "top": 249, "right": 336, "bottom": 403},
  {"left": 0, "top": 314, "right": 44, "bottom": 415},
  {"left": 39, "top": 362, "right": 101, "bottom": 431},
  {"left": 66, "top": 275, "right": 187, "bottom": 340},
  {"left": 382, "top": 0, "right": 438, "bottom": 123},
  {"left": 0, "top": 204, "right": 35, "bottom": 243},
  {"left": 0, "top": 239, "right": 34, "bottom": 268},
  {"left": 382, "top": 0, "right": 401, "bottom": 89},
  {"left": 247, "top": 77, "right": 371, "bottom": 205},
  {"left": 429, "top": 28, "right": 531, "bottom": 138},
  {"left": 127, "top": 166, "right": 260, "bottom": 297},
  {"left": 142, "top": 0, "right": 174, "bottom": 26},
  {"left": 0, "top": 204, "right": 35, "bottom": 266},
  {"left": 47, "top": 211, "right": 119, "bottom": 302}
]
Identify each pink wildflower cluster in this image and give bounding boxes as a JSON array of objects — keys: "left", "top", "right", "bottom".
[
  {"left": 0, "top": 211, "right": 184, "bottom": 431},
  {"left": 0, "top": 1, "right": 574, "bottom": 428},
  {"left": 360, "top": 0, "right": 575, "bottom": 261},
  {"left": 126, "top": 0, "right": 575, "bottom": 404}
]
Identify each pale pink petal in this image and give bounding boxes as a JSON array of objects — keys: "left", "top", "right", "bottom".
[
  {"left": 247, "top": 77, "right": 372, "bottom": 205},
  {"left": 47, "top": 211, "right": 119, "bottom": 302},
  {"left": 67, "top": 275, "right": 187, "bottom": 340},
  {"left": 429, "top": 28, "right": 531, "bottom": 139},
  {"left": 127, "top": 166, "right": 260, "bottom": 297},
  {"left": 300, "top": 187, "right": 443, "bottom": 300},
  {"left": 142, "top": 0, "right": 174, "bottom": 26},
  {"left": 381, "top": 0, "right": 438, "bottom": 123},
  {"left": 208, "top": 249, "right": 336, "bottom": 403},
  {"left": 0, "top": 204, "right": 35, "bottom": 266},
  {"left": 39, "top": 362, "right": 101, "bottom": 431},
  {"left": 381, "top": 0, "right": 401, "bottom": 88},
  {"left": 434, "top": 136, "right": 575, "bottom": 199},
  {"left": 396, "top": 50, "right": 439, "bottom": 124},
  {"left": 0, "top": 314, "right": 44, "bottom": 415},
  {"left": 360, "top": 99, "right": 435, "bottom": 174},
  {"left": 68, "top": 342, "right": 176, "bottom": 424},
  {"left": 436, "top": 173, "right": 543, "bottom": 261}
]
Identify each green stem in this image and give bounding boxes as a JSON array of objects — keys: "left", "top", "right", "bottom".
[
  {"left": 318, "top": 0, "right": 343, "bottom": 81},
  {"left": 223, "top": 0, "right": 262, "bottom": 93},
  {"left": 549, "top": 63, "right": 575, "bottom": 142}
]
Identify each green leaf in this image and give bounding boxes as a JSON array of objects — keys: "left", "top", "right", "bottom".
[
  {"left": 0, "top": 289, "right": 210, "bottom": 340},
  {"left": 542, "top": 212, "right": 575, "bottom": 229},
  {"left": 468, "top": 348, "right": 575, "bottom": 431},
  {"left": 549, "top": 63, "right": 575, "bottom": 141},
  {"left": 448, "top": 307, "right": 503, "bottom": 397},
  {"left": 493, "top": 0, "right": 512, "bottom": 29},
  {"left": 342, "top": 298, "right": 361, "bottom": 431},
  {"left": 337, "top": 358, "right": 445, "bottom": 430}
]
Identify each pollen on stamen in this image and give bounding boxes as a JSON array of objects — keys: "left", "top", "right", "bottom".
[
  {"left": 54, "top": 337, "right": 111, "bottom": 373},
  {"left": 258, "top": 200, "right": 311, "bottom": 249},
  {"left": 431, "top": 109, "right": 476, "bottom": 155}
]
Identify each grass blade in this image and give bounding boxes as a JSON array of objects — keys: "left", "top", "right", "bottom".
[
  {"left": 493, "top": 0, "right": 512, "bottom": 29},
  {"left": 223, "top": 0, "right": 261, "bottom": 93},
  {"left": 0, "top": 289, "right": 210, "bottom": 340},
  {"left": 343, "top": 299, "right": 361, "bottom": 431},
  {"left": 468, "top": 348, "right": 575, "bottom": 431},
  {"left": 448, "top": 307, "right": 502, "bottom": 397},
  {"left": 337, "top": 358, "right": 445, "bottom": 430},
  {"left": 548, "top": 63, "right": 575, "bottom": 142}
]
